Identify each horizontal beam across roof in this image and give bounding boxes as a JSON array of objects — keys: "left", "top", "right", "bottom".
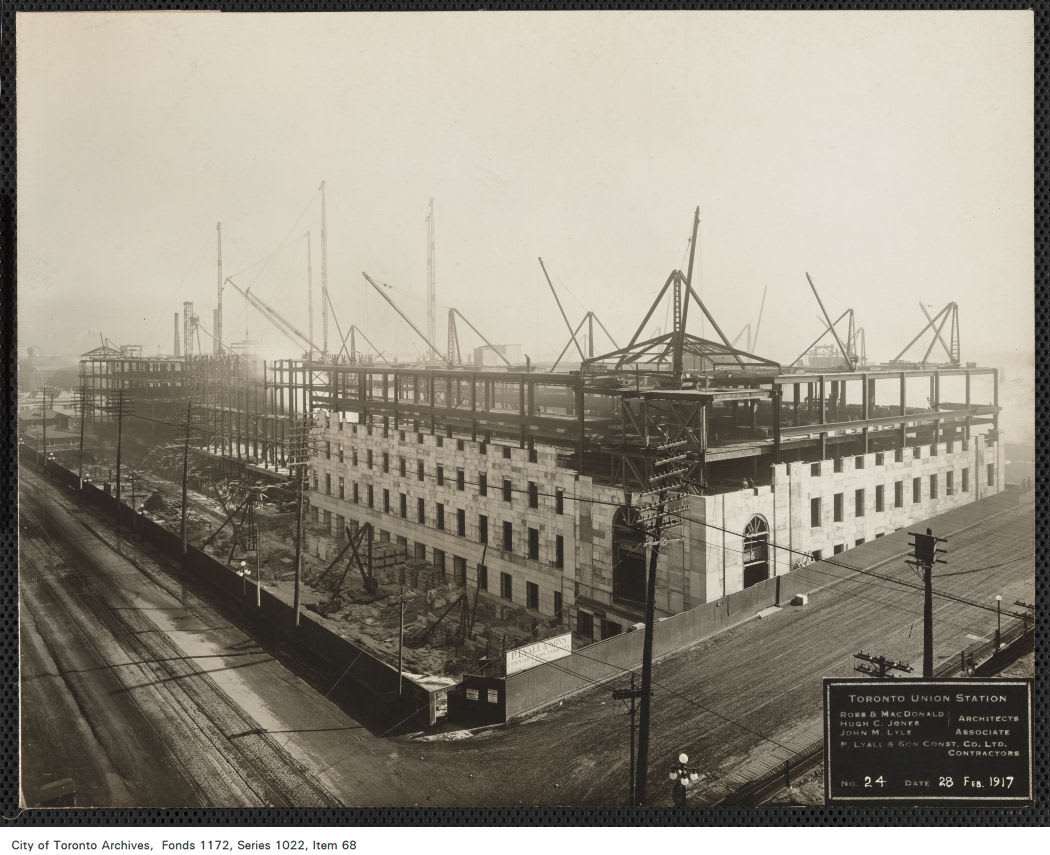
[
  {"left": 777, "top": 404, "right": 997, "bottom": 438},
  {"left": 774, "top": 365, "right": 996, "bottom": 384}
]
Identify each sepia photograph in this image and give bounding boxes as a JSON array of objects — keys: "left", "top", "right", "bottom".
[{"left": 15, "top": 9, "right": 1034, "bottom": 810}]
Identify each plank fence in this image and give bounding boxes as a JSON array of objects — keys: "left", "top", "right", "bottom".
[{"left": 23, "top": 447, "right": 443, "bottom": 731}]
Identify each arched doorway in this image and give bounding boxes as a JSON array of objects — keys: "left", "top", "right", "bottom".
[
  {"left": 612, "top": 506, "right": 647, "bottom": 607},
  {"left": 742, "top": 515, "right": 770, "bottom": 587}
]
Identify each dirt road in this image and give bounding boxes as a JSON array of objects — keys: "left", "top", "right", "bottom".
[{"left": 18, "top": 466, "right": 1033, "bottom": 807}]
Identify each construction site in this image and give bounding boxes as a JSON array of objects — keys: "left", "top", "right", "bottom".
[{"left": 26, "top": 193, "right": 1003, "bottom": 729}]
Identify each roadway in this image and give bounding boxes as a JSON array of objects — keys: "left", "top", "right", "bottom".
[
  {"left": 19, "top": 466, "right": 458, "bottom": 808},
  {"left": 18, "top": 465, "right": 1033, "bottom": 807},
  {"left": 409, "top": 490, "right": 1035, "bottom": 806}
]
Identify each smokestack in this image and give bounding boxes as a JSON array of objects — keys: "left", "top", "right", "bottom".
[
  {"left": 183, "top": 301, "right": 194, "bottom": 356},
  {"left": 174, "top": 313, "right": 181, "bottom": 357}
]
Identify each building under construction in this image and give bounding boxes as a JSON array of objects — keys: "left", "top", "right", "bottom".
[{"left": 75, "top": 207, "right": 1003, "bottom": 661}]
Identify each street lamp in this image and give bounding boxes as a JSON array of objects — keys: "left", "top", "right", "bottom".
[
  {"left": 241, "top": 559, "right": 248, "bottom": 598},
  {"left": 668, "top": 752, "right": 700, "bottom": 808},
  {"left": 995, "top": 595, "right": 1002, "bottom": 650}
]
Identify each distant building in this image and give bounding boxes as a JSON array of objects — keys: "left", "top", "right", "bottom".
[
  {"left": 78, "top": 344, "right": 184, "bottom": 421},
  {"left": 473, "top": 344, "right": 522, "bottom": 367}
]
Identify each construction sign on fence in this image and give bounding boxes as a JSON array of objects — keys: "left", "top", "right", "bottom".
[{"left": 505, "top": 633, "right": 572, "bottom": 676}]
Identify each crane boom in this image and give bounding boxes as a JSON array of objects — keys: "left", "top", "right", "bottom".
[
  {"left": 805, "top": 273, "right": 855, "bottom": 369},
  {"left": 539, "top": 257, "right": 585, "bottom": 361},
  {"left": 362, "top": 272, "right": 451, "bottom": 365},
  {"left": 752, "top": 285, "right": 767, "bottom": 352},
  {"left": 226, "top": 276, "right": 325, "bottom": 355},
  {"left": 348, "top": 325, "right": 393, "bottom": 365},
  {"left": 452, "top": 308, "right": 512, "bottom": 367}
]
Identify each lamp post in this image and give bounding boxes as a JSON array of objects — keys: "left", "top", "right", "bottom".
[
  {"left": 241, "top": 559, "right": 248, "bottom": 599},
  {"left": 995, "top": 595, "right": 1002, "bottom": 650},
  {"left": 668, "top": 752, "right": 700, "bottom": 808}
]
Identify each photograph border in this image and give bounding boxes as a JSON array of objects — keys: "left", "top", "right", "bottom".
[{"left": 1, "top": 0, "right": 1044, "bottom": 827}]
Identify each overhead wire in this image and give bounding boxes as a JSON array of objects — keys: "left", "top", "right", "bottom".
[
  {"left": 93, "top": 405, "right": 1027, "bottom": 621},
  {"left": 315, "top": 433, "right": 1026, "bottom": 619}
]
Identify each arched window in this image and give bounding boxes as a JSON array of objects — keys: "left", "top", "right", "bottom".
[{"left": 743, "top": 515, "right": 770, "bottom": 588}]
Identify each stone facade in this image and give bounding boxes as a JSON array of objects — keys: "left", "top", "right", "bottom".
[
  {"left": 309, "top": 409, "right": 1003, "bottom": 642},
  {"left": 308, "top": 414, "right": 625, "bottom": 639},
  {"left": 688, "top": 433, "right": 1002, "bottom": 602}
]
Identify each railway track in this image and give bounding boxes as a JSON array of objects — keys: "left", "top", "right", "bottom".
[{"left": 20, "top": 474, "right": 342, "bottom": 808}]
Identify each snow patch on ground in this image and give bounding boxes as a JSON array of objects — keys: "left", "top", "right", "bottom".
[{"left": 414, "top": 729, "right": 474, "bottom": 742}]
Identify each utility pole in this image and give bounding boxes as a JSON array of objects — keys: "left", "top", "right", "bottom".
[
  {"left": 994, "top": 595, "right": 1002, "bottom": 650},
  {"left": 40, "top": 388, "right": 48, "bottom": 462},
  {"left": 290, "top": 413, "right": 312, "bottom": 628},
  {"left": 634, "top": 437, "right": 687, "bottom": 805},
  {"left": 634, "top": 502, "right": 661, "bottom": 806},
  {"left": 39, "top": 385, "right": 56, "bottom": 464},
  {"left": 398, "top": 584, "right": 407, "bottom": 696},
  {"left": 75, "top": 385, "right": 90, "bottom": 489},
  {"left": 908, "top": 528, "right": 947, "bottom": 677},
  {"left": 853, "top": 651, "right": 913, "bottom": 679},
  {"left": 112, "top": 390, "right": 132, "bottom": 522},
  {"left": 180, "top": 400, "right": 193, "bottom": 557},
  {"left": 613, "top": 672, "right": 646, "bottom": 805},
  {"left": 249, "top": 489, "right": 262, "bottom": 607},
  {"left": 1014, "top": 600, "right": 1034, "bottom": 633}
]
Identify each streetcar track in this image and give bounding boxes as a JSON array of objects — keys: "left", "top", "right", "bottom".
[
  {"left": 20, "top": 537, "right": 215, "bottom": 808},
  {"left": 20, "top": 476, "right": 342, "bottom": 807}
]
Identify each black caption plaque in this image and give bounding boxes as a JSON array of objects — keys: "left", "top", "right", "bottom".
[{"left": 824, "top": 679, "right": 1032, "bottom": 805}]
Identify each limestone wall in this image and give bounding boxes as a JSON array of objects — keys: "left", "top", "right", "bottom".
[
  {"left": 692, "top": 434, "right": 1002, "bottom": 600},
  {"left": 307, "top": 414, "right": 622, "bottom": 633}
]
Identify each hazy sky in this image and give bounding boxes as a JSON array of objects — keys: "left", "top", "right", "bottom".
[{"left": 18, "top": 11, "right": 1032, "bottom": 379}]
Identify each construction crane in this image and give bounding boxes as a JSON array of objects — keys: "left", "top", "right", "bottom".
[
  {"left": 789, "top": 274, "right": 859, "bottom": 370},
  {"left": 446, "top": 307, "right": 512, "bottom": 367},
  {"left": 333, "top": 322, "right": 393, "bottom": 366},
  {"left": 731, "top": 286, "right": 767, "bottom": 353},
  {"left": 891, "top": 302, "right": 961, "bottom": 366},
  {"left": 362, "top": 272, "right": 451, "bottom": 366},
  {"left": 225, "top": 276, "right": 325, "bottom": 357},
  {"left": 549, "top": 311, "right": 620, "bottom": 372}
]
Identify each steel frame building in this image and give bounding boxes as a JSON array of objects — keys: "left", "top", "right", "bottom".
[
  {"left": 302, "top": 354, "right": 1001, "bottom": 641},
  {"left": 76, "top": 209, "right": 1004, "bottom": 643}
]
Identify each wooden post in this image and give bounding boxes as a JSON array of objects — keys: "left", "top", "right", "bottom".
[
  {"left": 398, "top": 584, "right": 406, "bottom": 696},
  {"left": 181, "top": 400, "right": 191, "bottom": 556},
  {"left": 255, "top": 492, "right": 262, "bottom": 608}
]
